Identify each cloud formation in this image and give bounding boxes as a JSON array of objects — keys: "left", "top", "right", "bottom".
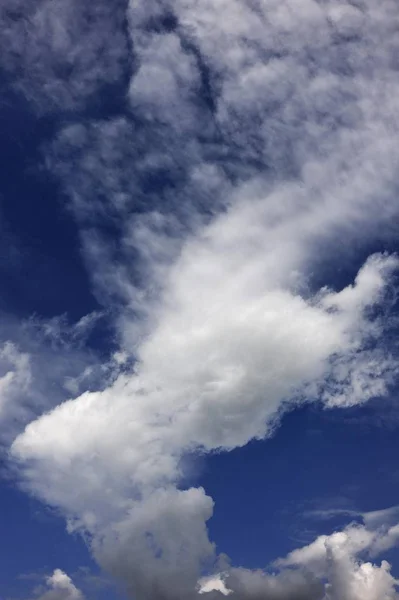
[
  {"left": 10, "top": 244, "right": 399, "bottom": 599},
  {"left": 2, "top": 0, "right": 399, "bottom": 598}
]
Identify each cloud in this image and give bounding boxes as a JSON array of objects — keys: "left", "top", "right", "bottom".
[
  {"left": 201, "top": 519, "right": 399, "bottom": 600},
  {"left": 3, "top": 0, "right": 399, "bottom": 598},
  {"left": 323, "top": 559, "right": 398, "bottom": 600},
  {"left": 0, "top": 341, "right": 31, "bottom": 423},
  {"left": 277, "top": 521, "right": 399, "bottom": 600},
  {"left": 0, "top": 0, "right": 128, "bottom": 113},
  {"left": 304, "top": 505, "right": 399, "bottom": 532},
  {"left": 223, "top": 568, "right": 324, "bottom": 600},
  {"left": 0, "top": 312, "right": 120, "bottom": 447},
  {"left": 199, "top": 568, "right": 325, "bottom": 600},
  {"left": 364, "top": 507, "right": 399, "bottom": 531},
  {"left": 201, "top": 518, "right": 399, "bottom": 600},
  {"left": 128, "top": 31, "right": 202, "bottom": 132},
  {"left": 198, "top": 574, "right": 232, "bottom": 596},
  {"left": 9, "top": 247, "right": 399, "bottom": 598},
  {"left": 35, "top": 569, "right": 84, "bottom": 600}
]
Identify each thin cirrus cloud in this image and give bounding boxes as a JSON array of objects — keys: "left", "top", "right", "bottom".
[{"left": 1, "top": 0, "right": 399, "bottom": 599}]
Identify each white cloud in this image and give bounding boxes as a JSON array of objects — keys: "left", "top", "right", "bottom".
[
  {"left": 324, "top": 559, "right": 398, "bottom": 600},
  {"left": 0, "top": 313, "right": 119, "bottom": 447},
  {"left": 201, "top": 518, "right": 399, "bottom": 600},
  {"left": 198, "top": 574, "right": 232, "bottom": 596},
  {"left": 199, "top": 519, "right": 399, "bottom": 600},
  {"left": 277, "top": 522, "right": 399, "bottom": 600},
  {"left": 35, "top": 569, "right": 84, "bottom": 600},
  {"left": 202, "top": 527, "right": 399, "bottom": 600},
  {"left": 9, "top": 242, "right": 398, "bottom": 597}
]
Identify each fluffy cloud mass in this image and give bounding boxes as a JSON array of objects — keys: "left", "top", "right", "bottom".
[{"left": 2, "top": 0, "right": 399, "bottom": 599}]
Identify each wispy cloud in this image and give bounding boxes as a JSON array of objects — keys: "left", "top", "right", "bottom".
[{"left": 0, "top": 0, "right": 129, "bottom": 114}]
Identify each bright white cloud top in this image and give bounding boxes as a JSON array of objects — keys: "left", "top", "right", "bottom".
[
  {"left": 1, "top": 0, "right": 399, "bottom": 599},
  {"left": 36, "top": 569, "right": 85, "bottom": 600}
]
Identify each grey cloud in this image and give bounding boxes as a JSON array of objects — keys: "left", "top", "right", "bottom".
[
  {"left": 224, "top": 568, "right": 324, "bottom": 600},
  {"left": 91, "top": 487, "right": 215, "bottom": 600}
]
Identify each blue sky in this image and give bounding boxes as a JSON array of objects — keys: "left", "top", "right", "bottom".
[{"left": 1, "top": 1, "right": 399, "bottom": 599}]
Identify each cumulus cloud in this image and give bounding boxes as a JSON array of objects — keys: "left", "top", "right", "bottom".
[
  {"left": 34, "top": 569, "right": 84, "bottom": 600},
  {"left": 2, "top": 0, "right": 399, "bottom": 598},
  {"left": 277, "top": 520, "right": 399, "bottom": 600},
  {"left": 200, "top": 519, "right": 399, "bottom": 600}
]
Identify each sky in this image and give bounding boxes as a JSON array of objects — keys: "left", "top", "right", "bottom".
[{"left": 1, "top": 0, "right": 399, "bottom": 599}]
